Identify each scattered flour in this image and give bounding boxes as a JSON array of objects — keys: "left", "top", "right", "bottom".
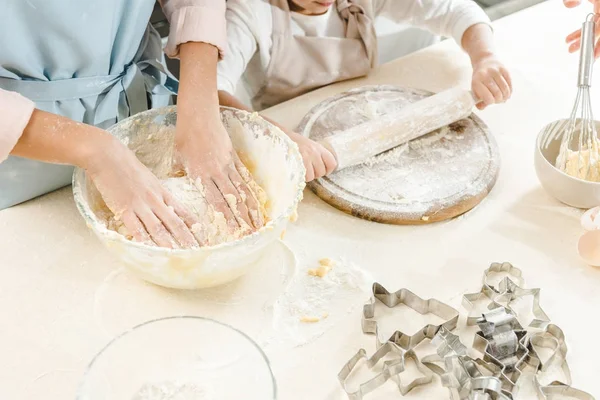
[
  {"left": 268, "top": 257, "right": 373, "bottom": 347},
  {"left": 132, "top": 382, "right": 214, "bottom": 400},
  {"left": 299, "top": 86, "right": 497, "bottom": 215}
]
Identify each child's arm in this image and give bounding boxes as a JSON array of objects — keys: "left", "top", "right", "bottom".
[
  {"left": 219, "top": 90, "right": 337, "bottom": 182},
  {"left": 462, "top": 23, "right": 511, "bottom": 110},
  {"left": 374, "top": 0, "right": 511, "bottom": 109},
  {"left": 217, "top": 0, "right": 336, "bottom": 181}
]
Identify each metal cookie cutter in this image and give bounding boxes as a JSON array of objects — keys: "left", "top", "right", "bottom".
[
  {"left": 337, "top": 342, "right": 404, "bottom": 400},
  {"left": 390, "top": 350, "right": 434, "bottom": 395},
  {"left": 432, "top": 326, "right": 468, "bottom": 357},
  {"left": 535, "top": 379, "right": 596, "bottom": 400},
  {"left": 482, "top": 262, "right": 524, "bottom": 297},
  {"left": 462, "top": 287, "right": 505, "bottom": 326},
  {"left": 525, "top": 324, "right": 568, "bottom": 373},
  {"left": 472, "top": 309, "right": 537, "bottom": 395},
  {"left": 490, "top": 280, "right": 550, "bottom": 329},
  {"left": 362, "top": 283, "right": 459, "bottom": 350},
  {"left": 426, "top": 355, "right": 506, "bottom": 400}
]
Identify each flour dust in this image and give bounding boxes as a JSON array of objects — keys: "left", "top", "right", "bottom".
[{"left": 264, "top": 256, "right": 373, "bottom": 348}]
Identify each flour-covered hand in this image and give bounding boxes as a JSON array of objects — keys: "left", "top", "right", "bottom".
[
  {"left": 175, "top": 118, "right": 264, "bottom": 238},
  {"left": 288, "top": 131, "right": 337, "bottom": 182},
  {"left": 471, "top": 55, "right": 512, "bottom": 110},
  {"left": 86, "top": 138, "right": 200, "bottom": 249}
]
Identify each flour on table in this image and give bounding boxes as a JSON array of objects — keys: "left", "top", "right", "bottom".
[
  {"left": 298, "top": 86, "right": 497, "bottom": 219},
  {"left": 132, "top": 382, "right": 214, "bottom": 400},
  {"left": 267, "top": 257, "right": 372, "bottom": 347}
]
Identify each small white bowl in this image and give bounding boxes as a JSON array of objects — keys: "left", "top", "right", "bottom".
[
  {"left": 73, "top": 107, "right": 305, "bottom": 289},
  {"left": 535, "top": 119, "right": 600, "bottom": 209}
]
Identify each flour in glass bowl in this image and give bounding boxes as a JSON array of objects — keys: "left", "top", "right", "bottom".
[{"left": 132, "top": 382, "right": 214, "bottom": 400}]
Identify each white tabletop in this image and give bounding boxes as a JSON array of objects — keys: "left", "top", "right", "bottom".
[{"left": 1, "top": 1, "right": 599, "bottom": 399}]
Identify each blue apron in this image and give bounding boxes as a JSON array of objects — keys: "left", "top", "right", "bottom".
[{"left": 0, "top": 0, "right": 178, "bottom": 209}]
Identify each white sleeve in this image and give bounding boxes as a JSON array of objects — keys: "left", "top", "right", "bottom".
[
  {"left": 217, "top": 0, "right": 261, "bottom": 94},
  {"left": 372, "top": 0, "right": 491, "bottom": 45}
]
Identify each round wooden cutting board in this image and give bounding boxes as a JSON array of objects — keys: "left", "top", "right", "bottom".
[{"left": 296, "top": 85, "right": 500, "bottom": 224}]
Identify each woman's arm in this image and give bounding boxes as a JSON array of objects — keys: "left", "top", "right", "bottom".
[
  {"left": 158, "top": 0, "right": 227, "bottom": 59},
  {"left": 0, "top": 89, "right": 35, "bottom": 163},
  {"left": 175, "top": 42, "right": 264, "bottom": 231},
  {"left": 10, "top": 109, "right": 200, "bottom": 248}
]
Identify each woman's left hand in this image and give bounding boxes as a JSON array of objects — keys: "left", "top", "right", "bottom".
[
  {"left": 471, "top": 54, "right": 512, "bottom": 110},
  {"left": 174, "top": 117, "right": 264, "bottom": 240}
]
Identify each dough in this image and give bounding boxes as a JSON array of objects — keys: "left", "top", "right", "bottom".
[
  {"left": 108, "top": 170, "right": 268, "bottom": 248},
  {"left": 563, "top": 147, "right": 600, "bottom": 182}
]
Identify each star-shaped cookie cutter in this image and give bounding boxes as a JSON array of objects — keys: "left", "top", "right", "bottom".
[
  {"left": 390, "top": 350, "right": 434, "bottom": 395},
  {"left": 490, "top": 280, "right": 550, "bottom": 329},
  {"left": 462, "top": 286, "right": 506, "bottom": 326},
  {"left": 362, "top": 282, "right": 459, "bottom": 350}
]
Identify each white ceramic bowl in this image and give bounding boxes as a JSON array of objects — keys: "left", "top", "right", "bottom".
[
  {"left": 534, "top": 119, "right": 600, "bottom": 208},
  {"left": 77, "top": 316, "right": 277, "bottom": 400},
  {"left": 73, "top": 107, "right": 305, "bottom": 289}
]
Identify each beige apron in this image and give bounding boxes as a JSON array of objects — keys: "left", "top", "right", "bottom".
[{"left": 252, "top": 0, "right": 378, "bottom": 111}]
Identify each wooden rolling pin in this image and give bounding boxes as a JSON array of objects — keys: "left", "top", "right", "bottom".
[{"left": 318, "top": 88, "right": 477, "bottom": 170}]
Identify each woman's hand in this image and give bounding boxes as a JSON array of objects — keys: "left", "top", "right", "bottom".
[
  {"left": 86, "top": 137, "right": 200, "bottom": 249},
  {"left": 174, "top": 117, "right": 264, "bottom": 235},
  {"left": 287, "top": 131, "right": 337, "bottom": 181},
  {"left": 565, "top": 0, "right": 600, "bottom": 58},
  {"left": 471, "top": 54, "right": 512, "bottom": 110},
  {"left": 10, "top": 109, "right": 199, "bottom": 248}
]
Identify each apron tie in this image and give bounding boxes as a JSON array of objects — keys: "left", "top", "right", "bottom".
[
  {"left": 0, "top": 59, "right": 178, "bottom": 125},
  {"left": 337, "top": 0, "right": 377, "bottom": 68}
]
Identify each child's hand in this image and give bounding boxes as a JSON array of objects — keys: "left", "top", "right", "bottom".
[
  {"left": 471, "top": 54, "right": 512, "bottom": 110},
  {"left": 288, "top": 132, "right": 337, "bottom": 182}
]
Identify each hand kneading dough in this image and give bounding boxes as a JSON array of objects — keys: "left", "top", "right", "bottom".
[{"left": 108, "top": 168, "right": 268, "bottom": 248}]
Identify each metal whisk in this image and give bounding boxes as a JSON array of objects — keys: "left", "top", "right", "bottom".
[{"left": 554, "top": 14, "right": 598, "bottom": 180}]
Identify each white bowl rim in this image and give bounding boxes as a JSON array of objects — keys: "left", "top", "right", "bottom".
[
  {"left": 535, "top": 118, "right": 600, "bottom": 186},
  {"left": 76, "top": 315, "right": 277, "bottom": 399},
  {"left": 72, "top": 106, "right": 305, "bottom": 255}
]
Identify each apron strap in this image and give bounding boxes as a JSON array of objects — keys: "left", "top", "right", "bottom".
[
  {"left": 337, "top": 0, "right": 378, "bottom": 67},
  {"left": 0, "top": 59, "right": 178, "bottom": 125}
]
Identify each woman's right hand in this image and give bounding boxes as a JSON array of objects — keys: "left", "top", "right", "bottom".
[{"left": 85, "top": 137, "right": 200, "bottom": 249}]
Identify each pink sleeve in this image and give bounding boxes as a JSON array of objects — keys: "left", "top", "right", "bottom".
[
  {"left": 0, "top": 89, "right": 35, "bottom": 163},
  {"left": 159, "top": 0, "right": 227, "bottom": 59}
]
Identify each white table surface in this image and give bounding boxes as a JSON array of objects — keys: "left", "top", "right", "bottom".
[{"left": 1, "top": 1, "right": 599, "bottom": 398}]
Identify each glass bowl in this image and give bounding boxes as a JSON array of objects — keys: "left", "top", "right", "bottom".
[{"left": 77, "top": 316, "right": 276, "bottom": 400}]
